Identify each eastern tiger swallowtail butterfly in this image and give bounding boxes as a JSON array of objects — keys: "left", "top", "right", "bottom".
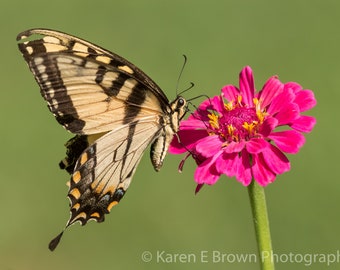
[{"left": 17, "top": 29, "right": 188, "bottom": 251}]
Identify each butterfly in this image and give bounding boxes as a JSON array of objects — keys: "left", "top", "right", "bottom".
[{"left": 17, "top": 29, "right": 188, "bottom": 251}]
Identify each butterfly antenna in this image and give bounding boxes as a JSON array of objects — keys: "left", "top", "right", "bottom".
[
  {"left": 175, "top": 55, "right": 195, "bottom": 97},
  {"left": 186, "top": 94, "right": 210, "bottom": 103},
  {"left": 175, "top": 55, "right": 187, "bottom": 96}
]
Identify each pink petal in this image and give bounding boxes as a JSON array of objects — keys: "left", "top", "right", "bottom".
[
  {"left": 294, "top": 90, "right": 317, "bottom": 112},
  {"left": 178, "top": 118, "right": 207, "bottom": 130},
  {"left": 224, "top": 141, "right": 246, "bottom": 153},
  {"left": 267, "top": 87, "right": 295, "bottom": 116},
  {"left": 198, "top": 95, "right": 225, "bottom": 115},
  {"left": 284, "top": 82, "right": 302, "bottom": 93},
  {"left": 268, "top": 88, "right": 300, "bottom": 125},
  {"left": 215, "top": 152, "right": 238, "bottom": 177},
  {"left": 273, "top": 103, "right": 300, "bottom": 126},
  {"left": 222, "top": 85, "right": 239, "bottom": 102},
  {"left": 239, "top": 66, "right": 255, "bottom": 105},
  {"left": 291, "top": 115, "right": 317, "bottom": 133},
  {"left": 188, "top": 109, "right": 210, "bottom": 123},
  {"left": 195, "top": 135, "right": 222, "bottom": 157},
  {"left": 269, "top": 130, "right": 305, "bottom": 154},
  {"left": 235, "top": 149, "right": 252, "bottom": 186},
  {"left": 246, "top": 138, "right": 269, "bottom": 154},
  {"left": 258, "top": 76, "right": 284, "bottom": 109},
  {"left": 169, "top": 129, "right": 207, "bottom": 154},
  {"left": 194, "top": 153, "right": 222, "bottom": 185},
  {"left": 259, "top": 117, "right": 278, "bottom": 137},
  {"left": 252, "top": 154, "right": 276, "bottom": 186},
  {"left": 262, "top": 144, "right": 290, "bottom": 174}
]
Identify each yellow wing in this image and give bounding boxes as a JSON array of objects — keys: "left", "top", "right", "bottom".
[
  {"left": 17, "top": 28, "right": 170, "bottom": 134},
  {"left": 49, "top": 117, "right": 162, "bottom": 251}
]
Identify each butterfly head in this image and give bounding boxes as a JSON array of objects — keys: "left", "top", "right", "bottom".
[
  {"left": 169, "top": 96, "right": 187, "bottom": 132},
  {"left": 172, "top": 96, "right": 187, "bottom": 117}
]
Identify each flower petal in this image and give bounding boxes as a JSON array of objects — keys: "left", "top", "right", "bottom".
[
  {"left": 257, "top": 76, "right": 284, "bottom": 109},
  {"left": 239, "top": 66, "right": 255, "bottom": 105},
  {"left": 267, "top": 87, "right": 294, "bottom": 115},
  {"left": 274, "top": 103, "right": 300, "bottom": 126},
  {"left": 284, "top": 82, "right": 302, "bottom": 93},
  {"left": 246, "top": 138, "right": 269, "bottom": 154},
  {"left": 178, "top": 117, "right": 207, "bottom": 130},
  {"left": 294, "top": 89, "right": 317, "bottom": 112},
  {"left": 195, "top": 135, "right": 222, "bottom": 157},
  {"left": 222, "top": 85, "right": 239, "bottom": 102},
  {"left": 290, "top": 115, "right": 317, "bottom": 133},
  {"left": 215, "top": 151, "right": 238, "bottom": 177},
  {"left": 169, "top": 129, "right": 207, "bottom": 154},
  {"left": 268, "top": 88, "right": 300, "bottom": 125},
  {"left": 252, "top": 153, "right": 276, "bottom": 186},
  {"left": 269, "top": 130, "right": 305, "bottom": 154},
  {"left": 198, "top": 95, "right": 225, "bottom": 115},
  {"left": 235, "top": 149, "right": 252, "bottom": 186},
  {"left": 194, "top": 153, "right": 222, "bottom": 185},
  {"left": 224, "top": 141, "right": 246, "bottom": 153},
  {"left": 259, "top": 117, "right": 278, "bottom": 137},
  {"left": 262, "top": 144, "right": 290, "bottom": 174}
]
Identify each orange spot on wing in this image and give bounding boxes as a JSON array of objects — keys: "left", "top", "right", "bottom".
[
  {"left": 73, "top": 212, "right": 87, "bottom": 221},
  {"left": 69, "top": 188, "right": 81, "bottom": 199},
  {"left": 72, "top": 171, "right": 81, "bottom": 184},
  {"left": 79, "top": 152, "right": 88, "bottom": 165},
  {"left": 90, "top": 212, "right": 100, "bottom": 218},
  {"left": 72, "top": 203, "right": 80, "bottom": 211},
  {"left": 107, "top": 201, "right": 119, "bottom": 212}
]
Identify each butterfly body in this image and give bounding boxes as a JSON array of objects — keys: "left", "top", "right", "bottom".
[{"left": 17, "top": 29, "right": 187, "bottom": 250}]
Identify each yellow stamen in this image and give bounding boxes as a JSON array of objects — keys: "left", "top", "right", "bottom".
[
  {"left": 243, "top": 121, "right": 257, "bottom": 135},
  {"left": 225, "top": 101, "right": 234, "bottom": 111},
  {"left": 237, "top": 95, "right": 243, "bottom": 105},
  {"left": 227, "top": 124, "right": 235, "bottom": 135},
  {"left": 253, "top": 97, "right": 267, "bottom": 124},
  {"left": 227, "top": 125, "right": 238, "bottom": 141},
  {"left": 208, "top": 113, "right": 220, "bottom": 129}
]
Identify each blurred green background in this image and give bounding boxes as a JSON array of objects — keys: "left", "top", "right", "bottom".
[{"left": 1, "top": 1, "right": 337, "bottom": 269}]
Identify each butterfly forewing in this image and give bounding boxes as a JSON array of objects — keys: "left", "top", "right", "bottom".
[
  {"left": 17, "top": 29, "right": 169, "bottom": 134},
  {"left": 17, "top": 28, "right": 188, "bottom": 251}
]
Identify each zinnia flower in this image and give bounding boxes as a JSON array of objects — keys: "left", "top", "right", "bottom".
[{"left": 170, "top": 66, "right": 316, "bottom": 190}]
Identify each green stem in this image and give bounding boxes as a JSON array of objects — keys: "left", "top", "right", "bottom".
[{"left": 248, "top": 180, "right": 275, "bottom": 270}]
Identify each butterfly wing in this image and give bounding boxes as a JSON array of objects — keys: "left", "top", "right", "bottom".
[
  {"left": 17, "top": 28, "right": 170, "bottom": 134},
  {"left": 49, "top": 117, "right": 162, "bottom": 251}
]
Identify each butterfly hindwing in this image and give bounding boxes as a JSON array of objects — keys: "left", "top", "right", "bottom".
[
  {"left": 48, "top": 119, "right": 161, "bottom": 251},
  {"left": 67, "top": 119, "right": 161, "bottom": 226}
]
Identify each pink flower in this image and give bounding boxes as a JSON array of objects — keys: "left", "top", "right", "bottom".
[{"left": 170, "top": 66, "right": 316, "bottom": 190}]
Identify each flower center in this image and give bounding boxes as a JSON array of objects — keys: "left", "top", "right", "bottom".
[{"left": 207, "top": 96, "right": 266, "bottom": 143}]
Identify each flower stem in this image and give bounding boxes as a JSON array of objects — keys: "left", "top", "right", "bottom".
[{"left": 247, "top": 180, "right": 275, "bottom": 270}]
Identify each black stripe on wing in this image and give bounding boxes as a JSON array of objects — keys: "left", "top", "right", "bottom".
[
  {"left": 17, "top": 29, "right": 171, "bottom": 134},
  {"left": 17, "top": 28, "right": 171, "bottom": 112}
]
